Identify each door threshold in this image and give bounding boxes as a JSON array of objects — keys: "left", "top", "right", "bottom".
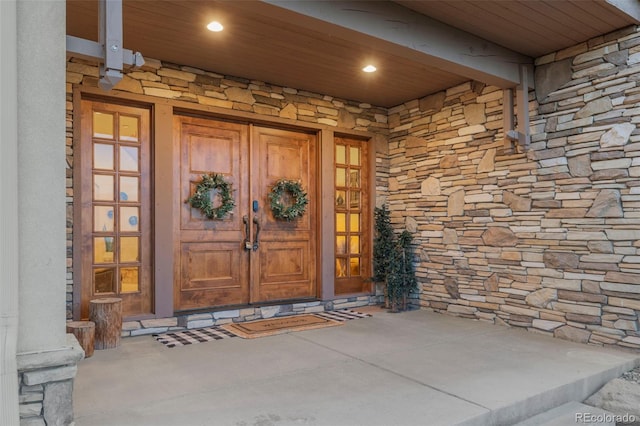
[{"left": 174, "top": 298, "right": 321, "bottom": 317}]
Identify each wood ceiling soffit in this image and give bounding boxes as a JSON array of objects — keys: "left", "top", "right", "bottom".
[{"left": 255, "top": 0, "right": 534, "bottom": 88}]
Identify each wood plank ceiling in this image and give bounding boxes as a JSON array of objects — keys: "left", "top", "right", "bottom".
[{"left": 66, "top": 0, "right": 639, "bottom": 108}]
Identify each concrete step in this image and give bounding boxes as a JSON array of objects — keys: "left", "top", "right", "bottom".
[{"left": 515, "top": 401, "right": 615, "bottom": 426}]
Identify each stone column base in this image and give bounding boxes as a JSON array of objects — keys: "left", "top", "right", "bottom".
[{"left": 17, "top": 334, "right": 84, "bottom": 426}]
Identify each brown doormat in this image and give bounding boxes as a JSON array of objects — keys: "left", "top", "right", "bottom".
[{"left": 220, "top": 314, "right": 343, "bottom": 339}]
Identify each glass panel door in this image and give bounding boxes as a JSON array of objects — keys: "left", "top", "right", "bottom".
[
  {"left": 334, "top": 137, "right": 371, "bottom": 295},
  {"left": 79, "top": 101, "right": 152, "bottom": 319}
]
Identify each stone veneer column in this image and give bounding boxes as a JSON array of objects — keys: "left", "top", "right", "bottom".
[{"left": 16, "top": 1, "right": 83, "bottom": 424}]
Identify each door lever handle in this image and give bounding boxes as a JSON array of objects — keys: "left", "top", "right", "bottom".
[
  {"left": 243, "top": 215, "right": 251, "bottom": 251},
  {"left": 252, "top": 216, "right": 261, "bottom": 251}
]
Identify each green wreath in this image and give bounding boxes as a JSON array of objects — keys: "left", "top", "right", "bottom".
[
  {"left": 187, "top": 173, "right": 235, "bottom": 219},
  {"left": 269, "top": 179, "right": 308, "bottom": 221}
]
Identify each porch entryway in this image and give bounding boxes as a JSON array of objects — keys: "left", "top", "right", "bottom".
[
  {"left": 174, "top": 116, "right": 317, "bottom": 311},
  {"left": 76, "top": 97, "right": 374, "bottom": 321}
]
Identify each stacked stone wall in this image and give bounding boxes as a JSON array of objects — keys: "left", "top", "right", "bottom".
[
  {"left": 65, "top": 58, "right": 389, "bottom": 319},
  {"left": 389, "top": 26, "right": 640, "bottom": 350}
]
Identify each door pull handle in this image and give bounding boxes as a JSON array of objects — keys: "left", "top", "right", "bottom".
[
  {"left": 243, "top": 215, "right": 251, "bottom": 251},
  {"left": 252, "top": 216, "right": 261, "bottom": 251}
]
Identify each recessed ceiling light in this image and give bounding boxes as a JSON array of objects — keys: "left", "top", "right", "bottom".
[
  {"left": 207, "top": 21, "right": 224, "bottom": 32},
  {"left": 362, "top": 65, "right": 377, "bottom": 73}
]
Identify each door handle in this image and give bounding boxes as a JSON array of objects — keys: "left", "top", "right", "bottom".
[
  {"left": 252, "top": 216, "right": 261, "bottom": 251},
  {"left": 243, "top": 215, "right": 251, "bottom": 251}
]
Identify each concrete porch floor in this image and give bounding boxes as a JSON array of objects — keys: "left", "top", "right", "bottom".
[{"left": 74, "top": 309, "right": 639, "bottom": 426}]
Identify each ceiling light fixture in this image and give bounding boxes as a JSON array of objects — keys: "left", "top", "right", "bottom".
[
  {"left": 362, "top": 65, "right": 377, "bottom": 73},
  {"left": 207, "top": 21, "right": 224, "bottom": 32}
]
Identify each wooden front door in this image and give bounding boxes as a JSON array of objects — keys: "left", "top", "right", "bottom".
[{"left": 174, "top": 116, "right": 317, "bottom": 311}]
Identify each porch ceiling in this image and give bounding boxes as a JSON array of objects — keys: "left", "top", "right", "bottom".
[{"left": 66, "top": 0, "right": 640, "bottom": 108}]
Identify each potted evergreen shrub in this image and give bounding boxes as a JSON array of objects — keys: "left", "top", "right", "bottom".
[{"left": 373, "top": 206, "right": 417, "bottom": 312}]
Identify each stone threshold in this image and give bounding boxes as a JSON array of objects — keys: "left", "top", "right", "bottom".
[{"left": 122, "top": 295, "right": 381, "bottom": 337}]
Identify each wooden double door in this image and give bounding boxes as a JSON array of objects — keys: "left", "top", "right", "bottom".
[{"left": 174, "top": 116, "right": 317, "bottom": 311}]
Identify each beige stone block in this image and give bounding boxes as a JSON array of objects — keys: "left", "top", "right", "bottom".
[
  {"left": 127, "top": 71, "right": 161, "bottom": 82},
  {"left": 556, "top": 117, "right": 594, "bottom": 131},
  {"left": 158, "top": 68, "right": 196, "bottom": 82},
  {"left": 143, "top": 87, "right": 181, "bottom": 99},
  {"left": 540, "top": 157, "right": 568, "bottom": 168},
  {"left": 601, "top": 282, "right": 640, "bottom": 294},
  {"left": 622, "top": 336, "right": 640, "bottom": 345},
  {"left": 580, "top": 254, "right": 623, "bottom": 263},
  {"left": 298, "top": 109, "right": 315, "bottom": 117},
  {"left": 482, "top": 227, "right": 518, "bottom": 246},
  {"left": 575, "top": 97, "right": 613, "bottom": 119},
  {"left": 476, "top": 90, "right": 502, "bottom": 103},
  {"left": 66, "top": 72, "right": 83, "bottom": 84},
  {"left": 114, "top": 75, "right": 143, "bottom": 94},
  {"left": 555, "top": 325, "right": 591, "bottom": 343},
  {"left": 566, "top": 231, "right": 607, "bottom": 240},
  {"left": 532, "top": 319, "right": 564, "bottom": 331},
  {"left": 317, "top": 106, "right": 338, "bottom": 116},
  {"left": 557, "top": 290, "right": 606, "bottom": 304},
  {"left": 575, "top": 44, "right": 619, "bottom": 64},
  {"left": 489, "top": 208, "right": 512, "bottom": 217},
  {"left": 526, "top": 288, "right": 557, "bottom": 308},
  {"left": 591, "top": 158, "right": 632, "bottom": 170},
  {"left": 225, "top": 87, "right": 255, "bottom": 104},
  {"left": 458, "top": 124, "right": 486, "bottom": 136},
  {"left": 500, "top": 251, "right": 522, "bottom": 261},
  {"left": 421, "top": 177, "right": 441, "bottom": 196},
  {"left": 608, "top": 297, "right": 640, "bottom": 310},
  {"left": 614, "top": 319, "right": 639, "bottom": 331},
  {"left": 464, "top": 193, "right": 492, "bottom": 203},
  {"left": 552, "top": 302, "right": 601, "bottom": 316},
  {"left": 203, "top": 90, "right": 226, "bottom": 100},
  {"left": 141, "top": 318, "right": 178, "bottom": 328},
  {"left": 546, "top": 208, "right": 588, "bottom": 218},
  {"left": 279, "top": 104, "right": 297, "bottom": 120},
  {"left": 67, "top": 62, "right": 99, "bottom": 77},
  {"left": 573, "top": 63, "right": 616, "bottom": 79},
  {"left": 556, "top": 43, "right": 588, "bottom": 60},
  {"left": 122, "top": 321, "right": 141, "bottom": 331},
  {"left": 447, "top": 304, "right": 477, "bottom": 315},
  {"left": 318, "top": 118, "right": 337, "bottom": 126},
  {"left": 446, "top": 82, "right": 471, "bottom": 96},
  {"left": 197, "top": 96, "right": 233, "bottom": 109},
  {"left": 463, "top": 104, "right": 486, "bottom": 125},
  {"left": 501, "top": 304, "right": 539, "bottom": 318},
  {"left": 542, "top": 277, "right": 582, "bottom": 291},
  {"left": 419, "top": 91, "right": 445, "bottom": 112},
  {"left": 543, "top": 252, "right": 579, "bottom": 269}
]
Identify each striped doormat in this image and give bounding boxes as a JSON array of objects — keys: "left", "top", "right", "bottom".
[{"left": 153, "top": 309, "right": 371, "bottom": 348}]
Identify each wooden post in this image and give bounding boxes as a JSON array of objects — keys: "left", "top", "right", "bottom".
[
  {"left": 89, "top": 298, "right": 122, "bottom": 350},
  {"left": 66, "top": 321, "right": 95, "bottom": 358}
]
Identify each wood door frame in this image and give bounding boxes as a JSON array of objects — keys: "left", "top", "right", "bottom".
[{"left": 73, "top": 86, "right": 378, "bottom": 319}]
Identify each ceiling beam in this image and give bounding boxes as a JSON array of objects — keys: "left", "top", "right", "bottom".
[
  {"left": 255, "top": 0, "right": 533, "bottom": 88},
  {"left": 605, "top": 0, "right": 640, "bottom": 22}
]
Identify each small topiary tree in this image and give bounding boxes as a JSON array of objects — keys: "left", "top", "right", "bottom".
[{"left": 373, "top": 206, "right": 418, "bottom": 312}]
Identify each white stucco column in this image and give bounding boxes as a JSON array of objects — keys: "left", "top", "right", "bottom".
[
  {"left": 14, "top": 3, "right": 83, "bottom": 423},
  {"left": 16, "top": 0, "right": 67, "bottom": 352},
  {"left": 0, "top": 1, "right": 20, "bottom": 424}
]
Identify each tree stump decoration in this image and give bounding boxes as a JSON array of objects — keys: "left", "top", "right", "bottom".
[
  {"left": 89, "top": 298, "right": 122, "bottom": 350},
  {"left": 66, "top": 321, "right": 96, "bottom": 358}
]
